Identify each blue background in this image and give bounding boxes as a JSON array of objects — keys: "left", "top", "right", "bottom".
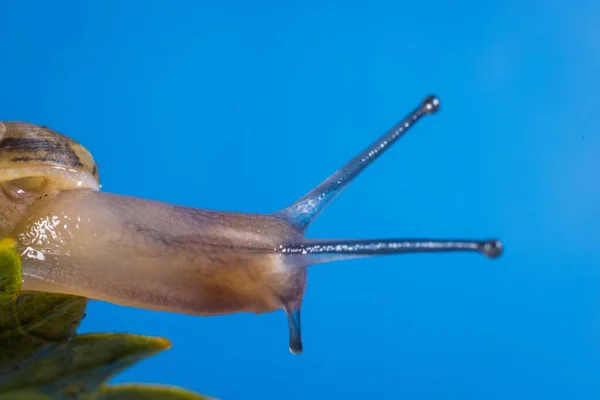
[{"left": 2, "top": 1, "right": 600, "bottom": 399}]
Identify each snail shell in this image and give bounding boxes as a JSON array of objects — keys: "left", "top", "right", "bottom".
[
  {"left": 0, "top": 122, "right": 99, "bottom": 191},
  {"left": 0, "top": 122, "right": 99, "bottom": 238}
]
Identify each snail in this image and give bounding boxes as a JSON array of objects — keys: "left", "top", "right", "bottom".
[{"left": 0, "top": 95, "right": 502, "bottom": 355}]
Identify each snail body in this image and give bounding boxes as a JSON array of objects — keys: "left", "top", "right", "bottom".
[
  {"left": 0, "top": 96, "right": 502, "bottom": 354},
  {"left": 16, "top": 190, "right": 306, "bottom": 314}
]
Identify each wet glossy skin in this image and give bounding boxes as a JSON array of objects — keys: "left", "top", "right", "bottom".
[{"left": 13, "top": 189, "right": 307, "bottom": 316}]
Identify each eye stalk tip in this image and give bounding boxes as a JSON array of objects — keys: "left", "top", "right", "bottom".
[
  {"left": 482, "top": 239, "right": 503, "bottom": 259},
  {"left": 421, "top": 95, "right": 440, "bottom": 115}
]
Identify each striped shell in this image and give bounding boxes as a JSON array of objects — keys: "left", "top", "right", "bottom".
[{"left": 0, "top": 122, "right": 99, "bottom": 192}]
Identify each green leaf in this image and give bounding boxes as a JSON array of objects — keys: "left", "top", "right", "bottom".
[
  {"left": 0, "top": 389, "right": 54, "bottom": 400},
  {"left": 0, "top": 333, "right": 170, "bottom": 397},
  {"left": 0, "top": 292, "right": 87, "bottom": 372},
  {"left": 0, "top": 238, "right": 87, "bottom": 372},
  {"left": 98, "top": 384, "right": 218, "bottom": 400},
  {"left": 0, "top": 238, "right": 21, "bottom": 298},
  {"left": 0, "top": 390, "right": 55, "bottom": 400}
]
